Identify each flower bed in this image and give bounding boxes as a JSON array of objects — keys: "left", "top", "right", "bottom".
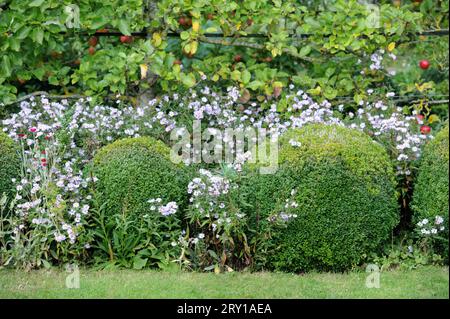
[{"left": 0, "top": 87, "right": 446, "bottom": 272}]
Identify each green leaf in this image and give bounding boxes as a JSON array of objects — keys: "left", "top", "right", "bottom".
[
  {"left": 91, "top": 16, "right": 108, "bottom": 30},
  {"left": 1, "top": 55, "right": 12, "bottom": 77},
  {"left": 241, "top": 70, "right": 251, "bottom": 84},
  {"left": 299, "top": 45, "right": 311, "bottom": 57},
  {"left": 32, "top": 68, "right": 45, "bottom": 80},
  {"left": 48, "top": 76, "right": 59, "bottom": 86},
  {"left": 33, "top": 28, "right": 44, "bottom": 44},
  {"left": 29, "top": 0, "right": 45, "bottom": 7},
  {"left": 428, "top": 114, "right": 440, "bottom": 124},
  {"left": 17, "top": 26, "right": 31, "bottom": 40},
  {"left": 325, "top": 68, "right": 336, "bottom": 78},
  {"left": 208, "top": 250, "right": 218, "bottom": 260},
  {"left": 118, "top": 20, "right": 131, "bottom": 36},
  {"left": 180, "top": 72, "right": 196, "bottom": 87},
  {"left": 41, "top": 259, "right": 51, "bottom": 269},
  {"left": 133, "top": 257, "right": 148, "bottom": 270},
  {"left": 247, "top": 80, "right": 264, "bottom": 90},
  {"left": 180, "top": 31, "right": 190, "bottom": 40},
  {"left": 231, "top": 70, "right": 241, "bottom": 81},
  {"left": 9, "top": 38, "right": 20, "bottom": 51},
  {"left": 323, "top": 87, "right": 338, "bottom": 100}
]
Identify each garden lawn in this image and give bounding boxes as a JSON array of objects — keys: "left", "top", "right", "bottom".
[{"left": 0, "top": 266, "right": 448, "bottom": 299}]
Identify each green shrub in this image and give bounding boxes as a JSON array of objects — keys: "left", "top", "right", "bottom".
[
  {"left": 93, "top": 137, "right": 189, "bottom": 220},
  {"left": 243, "top": 124, "right": 399, "bottom": 272},
  {"left": 412, "top": 124, "right": 449, "bottom": 261},
  {"left": 0, "top": 132, "right": 20, "bottom": 198}
]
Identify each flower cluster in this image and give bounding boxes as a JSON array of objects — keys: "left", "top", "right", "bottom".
[
  {"left": 347, "top": 98, "right": 431, "bottom": 175},
  {"left": 148, "top": 198, "right": 179, "bottom": 216},
  {"left": 9, "top": 132, "right": 93, "bottom": 247},
  {"left": 175, "top": 231, "right": 206, "bottom": 249},
  {"left": 183, "top": 168, "right": 249, "bottom": 269},
  {"left": 417, "top": 216, "right": 445, "bottom": 236},
  {"left": 359, "top": 49, "right": 396, "bottom": 75},
  {"left": 369, "top": 50, "right": 384, "bottom": 71},
  {"left": 268, "top": 189, "right": 298, "bottom": 224},
  {"left": 187, "top": 169, "right": 235, "bottom": 225}
]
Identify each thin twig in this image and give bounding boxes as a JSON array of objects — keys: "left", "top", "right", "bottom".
[{"left": 198, "top": 36, "right": 318, "bottom": 62}]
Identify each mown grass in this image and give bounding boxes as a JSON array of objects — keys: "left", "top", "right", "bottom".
[{"left": 0, "top": 266, "right": 448, "bottom": 299}]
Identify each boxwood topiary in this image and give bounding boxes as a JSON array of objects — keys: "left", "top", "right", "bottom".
[
  {"left": 0, "top": 132, "right": 20, "bottom": 198},
  {"left": 93, "top": 137, "right": 189, "bottom": 220},
  {"left": 243, "top": 124, "right": 399, "bottom": 272},
  {"left": 412, "top": 123, "right": 449, "bottom": 261}
]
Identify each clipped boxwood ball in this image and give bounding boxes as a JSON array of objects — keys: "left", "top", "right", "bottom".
[
  {"left": 243, "top": 124, "right": 399, "bottom": 272},
  {"left": 93, "top": 137, "right": 189, "bottom": 219},
  {"left": 412, "top": 124, "right": 449, "bottom": 261},
  {"left": 0, "top": 132, "right": 20, "bottom": 198}
]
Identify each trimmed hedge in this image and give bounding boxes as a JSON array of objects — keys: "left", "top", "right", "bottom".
[
  {"left": 0, "top": 132, "right": 20, "bottom": 198},
  {"left": 412, "top": 124, "right": 449, "bottom": 261},
  {"left": 93, "top": 137, "right": 189, "bottom": 219},
  {"left": 243, "top": 124, "right": 399, "bottom": 272}
]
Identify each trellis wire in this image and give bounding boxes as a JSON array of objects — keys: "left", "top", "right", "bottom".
[{"left": 64, "top": 29, "right": 449, "bottom": 38}]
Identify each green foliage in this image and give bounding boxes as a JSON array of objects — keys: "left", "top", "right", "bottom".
[
  {"left": 412, "top": 123, "right": 449, "bottom": 261},
  {"left": 0, "top": 0, "right": 448, "bottom": 106},
  {"left": 88, "top": 191, "right": 181, "bottom": 269},
  {"left": 93, "top": 136, "right": 189, "bottom": 219},
  {"left": 91, "top": 136, "right": 189, "bottom": 268},
  {"left": 0, "top": 132, "right": 20, "bottom": 198},
  {"left": 243, "top": 124, "right": 399, "bottom": 272},
  {"left": 0, "top": 0, "right": 149, "bottom": 104},
  {"left": 370, "top": 233, "right": 445, "bottom": 271}
]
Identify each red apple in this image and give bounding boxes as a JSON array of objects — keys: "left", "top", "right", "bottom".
[
  {"left": 88, "top": 46, "right": 96, "bottom": 55},
  {"left": 178, "top": 16, "right": 192, "bottom": 28},
  {"left": 88, "top": 36, "right": 98, "bottom": 47},
  {"left": 419, "top": 60, "right": 430, "bottom": 70},
  {"left": 420, "top": 125, "right": 431, "bottom": 134},
  {"left": 120, "top": 35, "right": 133, "bottom": 44}
]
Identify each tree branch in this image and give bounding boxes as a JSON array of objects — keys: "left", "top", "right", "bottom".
[{"left": 198, "top": 36, "right": 318, "bottom": 63}]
